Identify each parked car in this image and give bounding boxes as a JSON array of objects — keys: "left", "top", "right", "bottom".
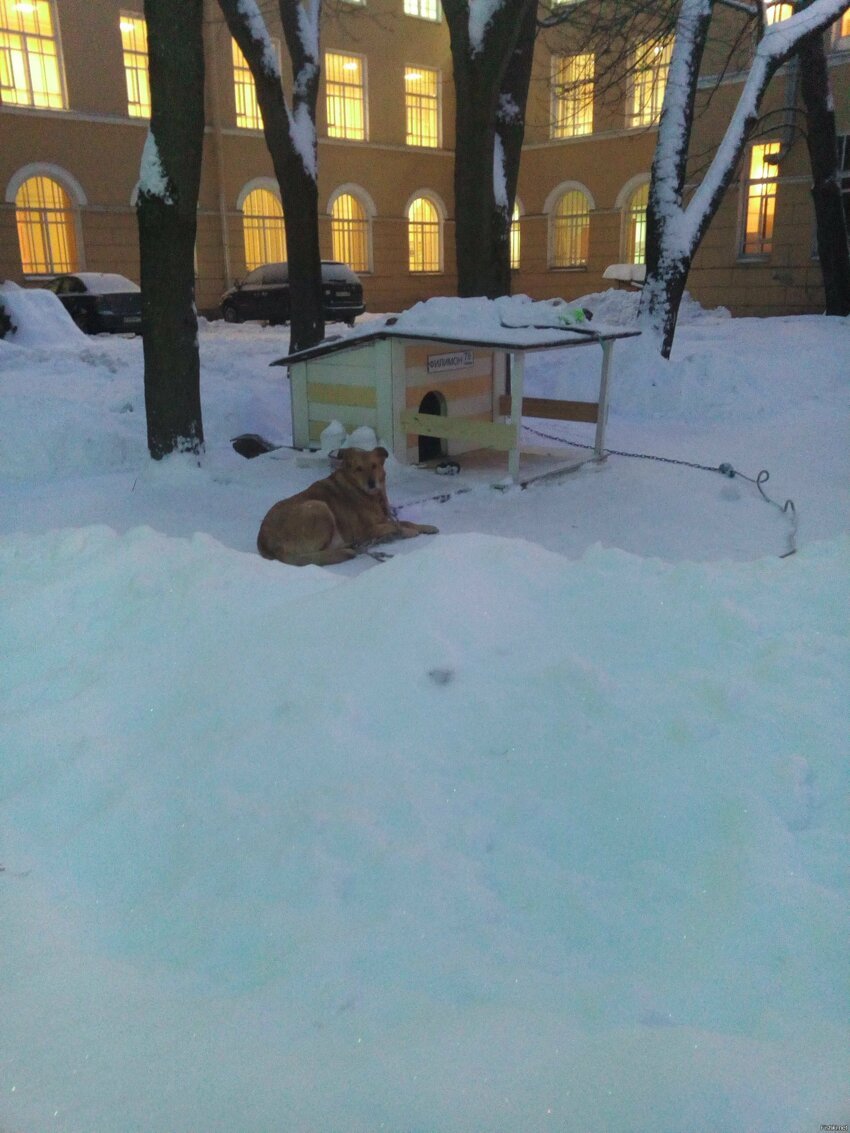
[
  {"left": 43, "top": 273, "right": 142, "bottom": 334},
  {"left": 220, "top": 261, "right": 365, "bottom": 326}
]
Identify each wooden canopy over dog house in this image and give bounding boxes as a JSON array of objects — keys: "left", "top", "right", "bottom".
[{"left": 274, "top": 312, "right": 639, "bottom": 482}]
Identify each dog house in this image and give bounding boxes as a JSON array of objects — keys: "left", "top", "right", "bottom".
[{"left": 274, "top": 301, "right": 639, "bottom": 482}]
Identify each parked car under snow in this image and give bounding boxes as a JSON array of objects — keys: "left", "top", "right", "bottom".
[
  {"left": 43, "top": 273, "right": 142, "bottom": 334},
  {"left": 220, "top": 261, "right": 365, "bottom": 326}
]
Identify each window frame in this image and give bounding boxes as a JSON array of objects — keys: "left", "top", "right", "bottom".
[
  {"left": 0, "top": 0, "right": 67, "bottom": 110},
  {"left": 550, "top": 52, "right": 594, "bottom": 139},
  {"left": 403, "top": 0, "right": 440, "bottom": 22},
  {"left": 119, "top": 11, "right": 150, "bottom": 119},
  {"left": 548, "top": 187, "right": 591, "bottom": 269},
  {"left": 832, "top": 8, "right": 850, "bottom": 49},
  {"left": 232, "top": 36, "right": 281, "bottom": 130},
  {"left": 407, "top": 193, "right": 443, "bottom": 274},
  {"left": 510, "top": 199, "right": 522, "bottom": 271},
  {"left": 14, "top": 171, "right": 81, "bottom": 276},
  {"left": 240, "top": 183, "right": 287, "bottom": 272},
  {"left": 324, "top": 49, "right": 368, "bottom": 141},
  {"left": 627, "top": 36, "right": 673, "bottom": 129},
  {"left": 739, "top": 140, "right": 781, "bottom": 259},
  {"left": 330, "top": 188, "right": 372, "bottom": 273},
  {"left": 763, "top": 1, "right": 793, "bottom": 23},
  {"left": 404, "top": 65, "right": 441, "bottom": 148}
]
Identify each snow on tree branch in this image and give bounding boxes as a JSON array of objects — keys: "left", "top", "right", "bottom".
[
  {"left": 235, "top": 0, "right": 281, "bottom": 77},
  {"left": 468, "top": 0, "right": 506, "bottom": 53},
  {"left": 139, "top": 130, "right": 173, "bottom": 203},
  {"left": 493, "top": 133, "right": 508, "bottom": 209}
]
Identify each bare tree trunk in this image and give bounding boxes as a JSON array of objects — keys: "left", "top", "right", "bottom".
[
  {"left": 442, "top": 0, "right": 536, "bottom": 298},
  {"left": 798, "top": 27, "right": 850, "bottom": 314},
  {"left": 137, "top": 0, "right": 205, "bottom": 460},
  {"left": 494, "top": 2, "right": 537, "bottom": 295},
  {"left": 218, "top": 0, "right": 325, "bottom": 352}
]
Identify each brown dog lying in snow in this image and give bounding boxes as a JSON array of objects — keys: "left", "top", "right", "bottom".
[{"left": 257, "top": 446, "right": 438, "bottom": 566}]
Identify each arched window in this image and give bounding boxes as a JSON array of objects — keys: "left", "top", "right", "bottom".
[
  {"left": 15, "top": 175, "right": 79, "bottom": 274},
  {"left": 625, "top": 182, "right": 649, "bottom": 264},
  {"left": 550, "top": 188, "right": 590, "bottom": 268},
  {"left": 510, "top": 200, "right": 521, "bottom": 270},
  {"left": 331, "top": 192, "right": 369, "bottom": 272},
  {"left": 241, "top": 187, "right": 285, "bottom": 271},
  {"left": 407, "top": 195, "right": 441, "bottom": 273}
]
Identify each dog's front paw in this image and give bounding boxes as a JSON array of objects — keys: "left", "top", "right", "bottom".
[{"left": 419, "top": 524, "right": 439, "bottom": 534}]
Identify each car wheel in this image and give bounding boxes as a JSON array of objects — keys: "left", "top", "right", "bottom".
[{"left": 222, "top": 304, "right": 240, "bottom": 324}]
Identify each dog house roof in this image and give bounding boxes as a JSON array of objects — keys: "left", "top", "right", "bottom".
[{"left": 272, "top": 296, "right": 640, "bottom": 367}]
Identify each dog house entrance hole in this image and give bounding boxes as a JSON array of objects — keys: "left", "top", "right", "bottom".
[{"left": 418, "top": 391, "right": 447, "bottom": 462}]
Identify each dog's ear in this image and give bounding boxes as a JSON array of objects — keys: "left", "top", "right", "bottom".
[{"left": 375, "top": 446, "right": 389, "bottom": 463}]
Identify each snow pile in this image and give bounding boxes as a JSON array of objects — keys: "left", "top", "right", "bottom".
[
  {"left": 570, "top": 286, "right": 731, "bottom": 327},
  {"left": 1, "top": 295, "right": 849, "bottom": 1132},
  {"left": 339, "top": 293, "right": 628, "bottom": 349},
  {"left": 2, "top": 526, "right": 848, "bottom": 1132},
  {"left": 0, "top": 280, "right": 87, "bottom": 348}
]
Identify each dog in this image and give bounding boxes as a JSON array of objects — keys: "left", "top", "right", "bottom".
[{"left": 257, "top": 446, "right": 439, "bottom": 566}]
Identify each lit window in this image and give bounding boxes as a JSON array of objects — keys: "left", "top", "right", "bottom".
[
  {"left": 0, "top": 0, "right": 65, "bottom": 109},
  {"left": 405, "top": 66, "right": 439, "bottom": 148},
  {"left": 835, "top": 9, "right": 850, "bottom": 45},
  {"left": 15, "top": 175, "right": 78, "bottom": 273},
  {"left": 551, "top": 53, "right": 594, "bottom": 138},
  {"left": 628, "top": 37, "right": 673, "bottom": 128},
  {"left": 510, "top": 201, "right": 521, "bottom": 270},
  {"left": 120, "top": 13, "right": 150, "bottom": 118},
  {"left": 325, "top": 51, "right": 366, "bottom": 140},
  {"left": 233, "top": 39, "right": 262, "bottom": 129},
  {"left": 625, "top": 182, "right": 649, "bottom": 263},
  {"left": 242, "top": 187, "right": 286, "bottom": 271},
  {"left": 551, "top": 189, "right": 590, "bottom": 267},
  {"left": 404, "top": 0, "right": 439, "bottom": 20},
  {"left": 331, "top": 192, "right": 369, "bottom": 272},
  {"left": 764, "top": 2, "right": 793, "bottom": 23},
  {"left": 408, "top": 196, "right": 441, "bottom": 272},
  {"left": 742, "top": 142, "right": 780, "bottom": 256}
]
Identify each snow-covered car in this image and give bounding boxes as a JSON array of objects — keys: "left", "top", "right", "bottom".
[
  {"left": 43, "top": 273, "right": 142, "bottom": 334},
  {"left": 220, "top": 260, "right": 365, "bottom": 326}
]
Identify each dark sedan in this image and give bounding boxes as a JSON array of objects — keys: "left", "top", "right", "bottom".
[
  {"left": 220, "top": 261, "right": 365, "bottom": 326},
  {"left": 44, "top": 273, "right": 142, "bottom": 334}
]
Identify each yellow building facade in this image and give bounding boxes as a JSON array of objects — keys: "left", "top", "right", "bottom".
[{"left": 1, "top": 0, "right": 848, "bottom": 317}]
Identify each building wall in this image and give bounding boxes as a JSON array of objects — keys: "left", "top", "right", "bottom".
[{"left": 2, "top": 0, "right": 848, "bottom": 319}]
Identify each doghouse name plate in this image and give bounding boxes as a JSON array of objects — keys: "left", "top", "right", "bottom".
[{"left": 426, "top": 349, "right": 474, "bottom": 374}]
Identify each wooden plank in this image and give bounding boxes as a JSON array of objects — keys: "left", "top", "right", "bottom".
[
  {"left": 400, "top": 410, "right": 517, "bottom": 451},
  {"left": 497, "top": 394, "right": 598, "bottom": 423},
  {"left": 307, "top": 381, "right": 377, "bottom": 408}
]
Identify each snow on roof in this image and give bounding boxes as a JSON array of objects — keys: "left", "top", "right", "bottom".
[{"left": 275, "top": 295, "right": 639, "bottom": 365}]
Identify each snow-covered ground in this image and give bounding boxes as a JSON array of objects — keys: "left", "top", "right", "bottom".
[{"left": 1, "top": 284, "right": 848, "bottom": 1133}]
